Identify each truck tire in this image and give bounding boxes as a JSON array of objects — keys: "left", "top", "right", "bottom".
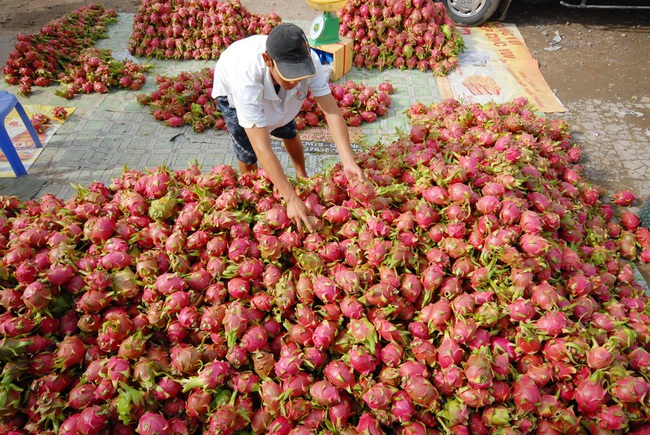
[{"left": 441, "top": 0, "right": 501, "bottom": 26}]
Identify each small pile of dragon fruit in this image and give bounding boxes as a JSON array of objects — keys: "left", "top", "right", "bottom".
[
  {"left": 127, "top": 0, "right": 282, "bottom": 60},
  {"left": 2, "top": 97, "right": 650, "bottom": 434},
  {"left": 338, "top": 0, "right": 465, "bottom": 75},
  {"left": 28, "top": 108, "right": 70, "bottom": 135},
  {"left": 2, "top": 4, "right": 118, "bottom": 96},
  {"left": 136, "top": 68, "right": 223, "bottom": 132},
  {"left": 297, "top": 80, "right": 395, "bottom": 129},
  {"left": 54, "top": 47, "right": 152, "bottom": 100},
  {"left": 137, "top": 68, "right": 395, "bottom": 132}
]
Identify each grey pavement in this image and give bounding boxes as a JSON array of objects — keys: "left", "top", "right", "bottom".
[
  {"left": 558, "top": 98, "right": 650, "bottom": 208},
  {"left": 0, "top": 14, "right": 649, "bottom": 209}
]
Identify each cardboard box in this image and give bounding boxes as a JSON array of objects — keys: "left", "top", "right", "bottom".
[{"left": 310, "top": 36, "right": 353, "bottom": 82}]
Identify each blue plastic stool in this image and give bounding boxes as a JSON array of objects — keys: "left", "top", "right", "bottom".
[{"left": 0, "top": 91, "right": 43, "bottom": 176}]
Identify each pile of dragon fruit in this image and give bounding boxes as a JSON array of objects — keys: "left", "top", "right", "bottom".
[
  {"left": 2, "top": 4, "right": 121, "bottom": 97},
  {"left": 126, "top": 0, "right": 464, "bottom": 76},
  {"left": 54, "top": 47, "right": 152, "bottom": 100},
  {"left": 339, "top": 0, "right": 465, "bottom": 75},
  {"left": 296, "top": 80, "right": 396, "bottom": 129},
  {"left": 136, "top": 68, "right": 396, "bottom": 132},
  {"left": 2, "top": 97, "right": 650, "bottom": 435},
  {"left": 127, "top": 0, "right": 282, "bottom": 60}
]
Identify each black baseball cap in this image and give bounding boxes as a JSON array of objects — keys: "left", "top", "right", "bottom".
[{"left": 266, "top": 23, "right": 316, "bottom": 81}]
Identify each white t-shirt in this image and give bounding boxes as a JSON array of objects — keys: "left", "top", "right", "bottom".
[{"left": 211, "top": 35, "right": 331, "bottom": 131}]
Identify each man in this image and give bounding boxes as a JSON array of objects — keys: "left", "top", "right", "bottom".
[{"left": 212, "top": 22, "right": 364, "bottom": 233}]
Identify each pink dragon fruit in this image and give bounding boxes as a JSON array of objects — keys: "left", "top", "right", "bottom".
[
  {"left": 274, "top": 349, "right": 303, "bottom": 378},
  {"left": 55, "top": 334, "right": 86, "bottom": 370},
  {"left": 585, "top": 343, "right": 614, "bottom": 370},
  {"left": 76, "top": 405, "right": 109, "bottom": 434},
  {"left": 403, "top": 375, "right": 439, "bottom": 409},
  {"left": 575, "top": 374, "right": 609, "bottom": 415},
  {"left": 610, "top": 375, "right": 650, "bottom": 403},
  {"left": 356, "top": 412, "right": 383, "bottom": 435},
  {"left": 463, "top": 347, "right": 494, "bottom": 389},
  {"left": 513, "top": 375, "right": 541, "bottom": 415},
  {"left": 328, "top": 396, "right": 352, "bottom": 429},
  {"left": 433, "top": 364, "right": 466, "bottom": 397},
  {"left": 312, "top": 275, "right": 341, "bottom": 304},
  {"left": 281, "top": 372, "right": 313, "bottom": 400},
  {"left": 596, "top": 404, "right": 629, "bottom": 431},
  {"left": 267, "top": 415, "right": 293, "bottom": 434},
  {"left": 534, "top": 310, "right": 570, "bottom": 336},
  {"left": 137, "top": 411, "right": 170, "bottom": 435},
  {"left": 437, "top": 332, "right": 464, "bottom": 368},
  {"left": 312, "top": 320, "right": 338, "bottom": 349},
  {"left": 324, "top": 360, "right": 356, "bottom": 391},
  {"left": 152, "top": 376, "right": 182, "bottom": 401},
  {"left": 240, "top": 324, "right": 268, "bottom": 353},
  {"left": 223, "top": 301, "right": 249, "bottom": 349},
  {"left": 391, "top": 390, "right": 416, "bottom": 423},
  {"left": 181, "top": 360, "right": 230, "bottom": 392},
  {"left": 363, "top": 382, "right": 394, "bottom": 410},
  {"left": 349, "top": 345, "right": 377, "bottom": 376},
  {"left": 612, "top": 189, "right": 635, "bottom": 206},
  {"left": 309, "top": 379, "right": 341, "bottom": 406},
  {"left": 348, "top": 317, "right": 379, "bottom": 350}
]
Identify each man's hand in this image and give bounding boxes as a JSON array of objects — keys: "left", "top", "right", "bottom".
[
  {"left": 315, "top": 93, "right": 366, "bottom": 185},
  {"left": 285, "top": 195, "right": 316, "bottom": 234},
  {"left": 245, "top": 126, "right": 317, "bottom": 233},
  {"left": 342, "top": 160, "right": 365, "bottom": 184}
]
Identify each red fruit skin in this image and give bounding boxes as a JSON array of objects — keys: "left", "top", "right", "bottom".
[
  {"left": 613, "top": 189, "right": 635, "bottom": 206},
  {"left": 55, "top": 335, "right": 86, "bottom": 370},
  {"left": 621, "top": 211, "right": 641, "bottom": 231},
  {"left": 513, "top": 375, "right": 541, "bottom": 415},
  {"left": 360, "top": 110, "right": 378, "bottom": 123},
  {"left": 137, "top": 411, "right": 170, "bottom": 435},
  {"left": 575, "top": 376, "right": 609, "bottom": 415},
  {"left": 347, "top": 114, "right": 363, "bottom": 127},
  {"left": 76, "top": 405, "right": 109, "bottom": 435},
  {"left": 610, "top": 376, "right": 650, "bottom": 403},
  {"left": 166, "top": 116, "right": 184, "bottom": 127},
  {"left": 378, "top": 81, "right": 394, "bottom": 94},
  {"left": 356, "top": 413, "right": 383, "bottom": 435},
  {"left": 309, "top": 380, "right": 341, "bottom": 406},
  {"left": 410, "top": 124, "right": 428, "bottom": 144}
]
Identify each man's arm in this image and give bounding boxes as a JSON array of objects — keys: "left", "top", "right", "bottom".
[
  {"left": 245, "top": 126, "right": 315, "bottom": 233},
  {"left": 314, "top": 93, "right": 365, "bottom": 183}
]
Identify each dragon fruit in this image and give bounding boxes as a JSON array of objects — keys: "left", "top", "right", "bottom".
[
  {"left": 513, "top": 375, "right": 541, "bottom": 415},
  {"left": 181, "top": 360, "right": 230, "bottom": 392},
  {"left": 575, "top": 373, "right": 609, "bottom": 415},
  {"left": 309, "top": 380, "right": 341, "bottom": 406},
  {"left": 610, "top": 375, "right": 650, "bottom": 403},
  {"left": 324, "top": 360, "right": 356, "bottom": 391},
  {"left": 403, "top": 375, "right": 439, "bottom": 409},
  {"left": 612, "top": 189, "right": 635, "bottom": 206},
  {"left": 55, "top": 335, "right": 86, "bottom": 370},
  {"left": 137, "top": 411, "right": 170, "bottom": 435},
  {"left": 76, "top": 405, "right": 109, "bottom": 434},
  {"left": 349, "top": 344, "right": 377, "bottom": 375},
  {"left": 363, "top": 382, "right": 394, "bottom": 410},
  {"left": 596, "top": 404, "right": 629, "bottom": 431},
  {"left": 463, "top": 347, "right": 494, "bottom": 389}
]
